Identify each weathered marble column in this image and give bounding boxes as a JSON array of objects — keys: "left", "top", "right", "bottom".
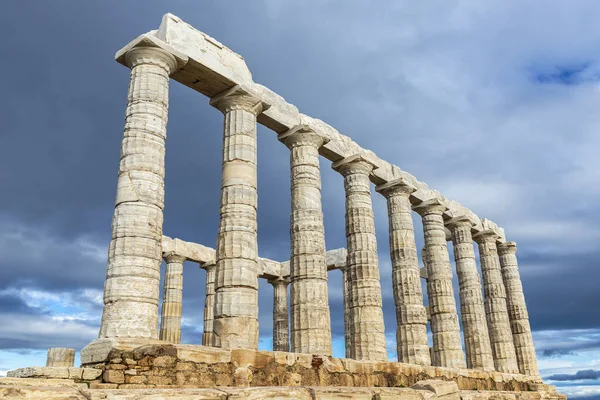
[
  {"left": 202, "top": 262, "right": 216, "bottom": 347},
  {"left": 447, "top": 217, "right": 494, "bottom": 371},
  {"left": 376, "top": 179, "right": 430, "bottom": 366},
  {"left": 340, "top": 264, "right": 351, "bottom": 359},
  {"left": 159, "top": 254, "right": 186, "bottom": 343},
  {"left": 278, "top": 125, "right": 331, "bottom": 355},
  {"left": 474, "top": 231, "right": 519, "bottom": 373},
  {"left": 210, "top": 86, "right": 267, "bottom": 350},
  {"left": 332, "top": 155, "right": 387, "bottom": 361},
  {"left": 498, "top": 241, "right": 539, "bottom": 376},
  {"left": 46, "top": 348, "right": 75, "bottom": 367},
  {"left": 413, "top": 199, "right": 466, "bottom": 368},
  {"left": 269, "top": 277, "right": 290, "bottom": 352},
  {"left": 100, "top": 46, "right": 182, "bottom": 339}
]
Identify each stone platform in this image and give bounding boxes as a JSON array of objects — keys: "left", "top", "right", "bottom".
[{"left": 0, "top": 378, "right": 565, "bottom": 399}]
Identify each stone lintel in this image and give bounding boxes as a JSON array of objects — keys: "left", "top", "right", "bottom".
[
  {"left": 115, "top": 33, "right": 188, "bottom": 70},
  {"left": 445, "top": 214, "right": 477, "bottom": 228}
]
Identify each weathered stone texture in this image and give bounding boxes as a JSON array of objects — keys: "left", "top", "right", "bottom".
[
  {"left": 333, "top": 155, "right": 387, "bottom": 361},
  {"left": 474, "top": 231, "right": 519, "bottom": 374},
  {"left": 210, "top": 86, "right": 267, "bottom": 350},
  {"left": 101, "top": 46, "right": 180, "bottom": 340},
  {"left": 279, "top": 125, "right": 331, "bottom": 355},
  {"left": 414, "top": 200, "right": 466, "bottom": 368},
  {"left": 269, "top": 277, "right": 290, "bottom": 352},
  {"left": 498, "top": 241, "right": 539, "bottom": 377},
  {"left": 46, "top": 348, "right": 75, "bottom": 368},
  {"left": 447, "top": 217, "right": 495, "bottom": 371},
  {"left": 160, "top": 254, "right": 186, "bottom": 343},
  {"left": 376, "top": 179, "right": 430, "bottom": 366},
  {"left": 203, "top": 262, "right": 216, "bottom": 347}
]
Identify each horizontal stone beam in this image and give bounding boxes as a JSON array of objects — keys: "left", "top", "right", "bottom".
[
  {"left": 162, "top": 236, "right": 346, "bottom": 280},
  {"left": 120, "top": 14, "right": 506, "bottom": 245}
]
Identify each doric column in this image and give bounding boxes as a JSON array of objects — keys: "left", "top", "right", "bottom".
[
  {"left": 332, "top": 155, "right": 387, "bottom": 361},
  {"left": 376, "top": 179, "right": 430, "bottom": 366},
  {"left": 46, "top": 348, "right": 75, "bottom": 368},
  {"left": 209, "top": 85, "right": 268, "bottom": 350},
  {"left": 202, "top": 262, "right": 216, "bottom": 347},
  {"left": 498, "top": 241, "right": 539, "bottom": 376},
  {"left": 278, "top": 125, "right": 331, "bottom": 355},
  {"left": 269, "top": 277, "right": 290, "bottom": 352},
  {"left": 338, "top": 264, "right": 351, "bottom": 358},
  {"left": 413, "top": 199, "right": 466, "bottom": 368},
  {"left": 100, "top": 46, "right": 182, "bottom": 339},
  {"left": 446, "top": 217, "right": 494, "bottom": 371},
  {"left": 159, "top": 254, "right": 186, "bottom": 343},
  {"left": 474, "top": 231, "right": 519, "bottom": 373}
]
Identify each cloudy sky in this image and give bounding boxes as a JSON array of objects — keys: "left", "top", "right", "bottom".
[{"left": 1, "top": 1, "right": 599, "bottom": 397}]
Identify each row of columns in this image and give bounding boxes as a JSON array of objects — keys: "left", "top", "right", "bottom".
[{"left": 99, "top": 43, "right": 538, "bottom": 378}]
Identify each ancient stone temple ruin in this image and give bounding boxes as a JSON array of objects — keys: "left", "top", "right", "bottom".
[{"left": 2, "top": 13, "right": 565, "bottom": 400}]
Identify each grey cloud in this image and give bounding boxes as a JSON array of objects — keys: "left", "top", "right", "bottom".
[{"left": 546, "top": 370, "right": 600, "bottom": 382}]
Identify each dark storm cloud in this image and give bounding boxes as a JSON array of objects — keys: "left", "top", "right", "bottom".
[{"left": 546, "top": 370, "right": 600, "bottom": 382}]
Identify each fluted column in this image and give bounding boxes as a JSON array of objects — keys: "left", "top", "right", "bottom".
[
  {"left": 159, "top": 254, "right": 186, "bottom": 343},
  {"left": 413, "top": 199, "right": 466, "bottom": 368},
  {"left": 447, "top": 217, "right": 494, "bottom": 371},
  {"left": 210, "top": 86, "right": 267, "bottom": 349},
  {"left": 332, "top": 155, "right": 387, "bottom": 361},
  {"left": 498, "top": 241, "right": 539, "bottom": 376},
  {"left": 340, "top": 264, "right": 351, "bottom": 358},
  {"left": 100, "top": 46, "right": 182, "bottom": 339},
  {"left": 376, "top": 179, "right": 430, "bottom": 366},
  {"left": 474, "top": 231, "right": 519, "bottom": 373},
  {"left": 202, "top": 262, "right": 216, "bottom": 347},
  {"left": 278, "top": 125, "right": 331, "bottom": 355},
  {"left": 269, "top": 277, "right": 290, "bottom": 352}
]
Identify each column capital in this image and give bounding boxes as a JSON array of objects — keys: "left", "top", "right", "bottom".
[
  {"left": 278, "top": 124, "right": 329, "bottom": 149},
  {"left": 332, "top": 154, "right": 379, "bottom": 176},
  {"left": 123, "top": 47, "right": 179, "bottom": 75},
  {"left": 412, "top": 198, "right": 448, "bottom": 216},
  {"left": 201, "top": 261, "right": 216, "bottom": 271},
  {"left": 163, "top": 253, "right": 186, "bottom": 264},
  {"left": 473, "top": 229, "right": 500, "bottom": 244},
  {"left": 116, "top": 34, "right": 188, "bottom": 73},
  {"left": 268, "top": 276, "right": 290, "bottom": 287},
  {"left": 375, "top": 177, "right": 417, "bottom": 197},
  {"left": 445, "top": 215, "right": 476, "bottom": 229},
  {"left": 497, "top": 241, "right": 518, "bottom": 255},
  {"left": 209, "top": 84, "right": 270, "bottom": 115}
]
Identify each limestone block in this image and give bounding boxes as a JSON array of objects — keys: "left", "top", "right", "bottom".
[
  {"left": 226, "top": 387, "right": 312, "bottom": 399},
  {"left": 310, "top": 386, "right": 374, "bottom": 399},
  {"left": 0, "top": 386, "right": 88, "bottom": 400},
  {"left": 7, "top": 367, "right": 70, "bottom": 379},
  {"left": 46, "top": 348, "right": 75, "bottom": 368},
  {"left": 412, "top": 380, "right": 460, "bottom": 400}
]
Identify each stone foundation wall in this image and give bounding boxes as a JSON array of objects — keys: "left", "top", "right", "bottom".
[{"left": 79, "top": 343, "right": 548, "bottom": 391}]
